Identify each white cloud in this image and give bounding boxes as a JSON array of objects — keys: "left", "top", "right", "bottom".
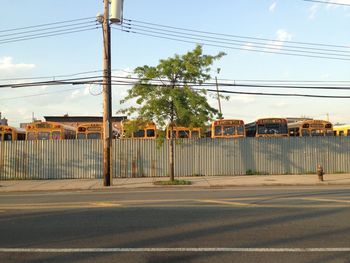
[
  {"left": 70, "top": 90, "right": 81, "bottom": 99},
  {"left": 242, "top": 43, "right": 255, "bottom": 50},
  {"left": 265, "top": 29, "right": 293, "bottom": 52},
  {"left": 274, "top": 101, "right": 288, "bottom": 108},
  {"left": 0, "top": 57, "right": 35, "bottom": 71},
  {"left": 307, "top": 1, "right": 350, "bottom": 19},
  {"left": 276, "top": 29, "right": 293, "bottom": 42},
  {"left": 226, "top": 94, "right": 256, "bottom": 104},
  {"left": 308, "top": 3, "right": 319, "bottom": 19},
  {"left": 269, "top": 2, "right": 277, "bottom": 12}
]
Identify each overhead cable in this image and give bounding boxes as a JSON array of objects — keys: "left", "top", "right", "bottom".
[
  {"left": 113, "top": 27, "right": 350, "bottom": 61},
  {"left": 0, "top": 17, "right": 95, "bottom": 33},
  {"left": 303, "top": 0, "right": 350, "bottom": 6}
]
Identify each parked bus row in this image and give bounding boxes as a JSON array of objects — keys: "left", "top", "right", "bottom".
[{"left": 1, "top": 118, "right": 348, "bottom": 142}]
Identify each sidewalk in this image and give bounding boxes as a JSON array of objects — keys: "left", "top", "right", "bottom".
[{"left": 1, "top": 174, "right": 350, "bottom": 193}]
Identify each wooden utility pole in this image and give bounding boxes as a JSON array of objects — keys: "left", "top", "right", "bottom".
[
  {"left": 102, "top": 0, "right": 112, "bottom": 186},
  {"left": 215, "top": 76, "right": 223, "bottom": 119}
]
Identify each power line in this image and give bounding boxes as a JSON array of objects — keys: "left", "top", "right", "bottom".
[
  {"left": 124, "top": 18, "right": 350, "bottom": 50},
  {"left": 113, "top": 27, "right": 350, "bottom": 61},
  {"left": 0, "top": 69, "right": 127, "bottom": 82},
  {"left": 122, "top": 22, "right": 350, "bottom": 56},
  {"left": 0, "top": 20, "right": 97, "bottom": 39},
  {"left": 0, "top": 26, "right": 100, "bottom": 45},
  {"left": 109, "top": 81, "right": 350, "bottom": 98},
  {"left": 0, "top": 87, "right": 84, "bottom": 101},
  {"left": 194, "top": 88, "right": 350, "bottom": 99},
  {"left": 0, "top": 17, "right": 95, "bottom": 33},
  {"left": 1, "top": 77, "right": 350, "bottom": 101},
  {"left": 111, "top": 75, "right": 350, "bottom": 89},
  {"left": 0, "top": 76, "right": 103, "bottom": 88},
  {"left": 303, "top": 0, "right": 350, "bottom": 6}
]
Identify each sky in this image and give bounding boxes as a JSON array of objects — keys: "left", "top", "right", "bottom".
[{"left": 1, "top": 0, "right": 350, "bottom": 126}]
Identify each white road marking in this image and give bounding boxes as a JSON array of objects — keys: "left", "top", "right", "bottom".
[{"left": 0, "top": 247, "right": 350, "bottom": 253}]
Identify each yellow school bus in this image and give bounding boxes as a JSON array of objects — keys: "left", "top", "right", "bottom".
[
  {"left": 211, "top": 119, "right": 245, "bottom": 138},
  {"left": 245, "top": 118, "right": 289, "bottom": 137},
  {"left": 121, "top": 120, "right": 157, "bottom": 139},
  {"left": 0, "top": 125, "right": 26, "bottom": 141},
  {"left": 166, "top": 126, "right": 201, "bottom": 139},
  {"left": 333, "top": 124, "right": 350, "bottom": 136},
  {"left": 26, "top": 121, "right": 76, "bottom": 140},
  {"left": 288, "top": 120, "right": 333, "bottom": 137},
  {"left": 77, "top": 123, "right": 103, "bottom": 139}
]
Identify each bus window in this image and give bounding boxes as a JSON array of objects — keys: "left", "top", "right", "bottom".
[
  {"left": 326, "top": 130, "right": 334, "bottom": 136},
  {"left": 237, "top": 126, "right": 244, "bottom": 136},
  {"left": 301, "top": 129, "right": 310, "bottom": 136},
  {"left": 27, "top": 132, "right": 36, "bottom": 140},
  {"left": 178, "top": 130, "right": 189, "bottom": 138},
  {"left": 4, "top": 133, "right": 12, "bottom": 141},
  {"left": 87, "top": 133, "right": 101, "bottom": 139},
  {"left": 146, "top": 129, "right": 155, "bottom": 138},
  {"left": 133, "top": 130, "right": 145, "bottom": 138},
  {"left": 214, "top": 126, "right": 222, "bottom": 136},
  {"left": 38, "top": 132, "right": 50, "bottom": 140},
  {"left": 192, "top": 131, "right": 200, "bottom": 138},
  {"left": 258, "top": 125, "right": 267, "bottom": 134},
  {"left": 52, "top": 131, "right": 61, "bottom": 140},
  {"left": 311, "top": 130, "right": 323, "bottom": 136},
  {"left": 77, "top": 133, "right": 86, "bottom": 139},
  {"left": 223, "top": 126, "right": 235, "bottom": 136}
]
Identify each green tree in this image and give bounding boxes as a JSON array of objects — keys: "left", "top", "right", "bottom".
[{"left": 119, "top": 45, "right": 225, "bottom": 181}]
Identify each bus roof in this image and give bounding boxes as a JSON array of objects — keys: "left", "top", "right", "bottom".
[{"left": 26, "top": 121, "right": 76, "bottom": 131}]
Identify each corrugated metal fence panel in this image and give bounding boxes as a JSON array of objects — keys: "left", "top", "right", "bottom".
[
  {"left": 0, "top": 140, "right": 103, "bottom": 180},
  {"left": 1, "top": 137, "right": 350, "bottom": 180}
]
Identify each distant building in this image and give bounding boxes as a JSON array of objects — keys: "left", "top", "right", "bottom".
[
  {"left": 0, "top": 112, "right": 8, "bottom": 126},
  {"left": 43, "top": 115, "right": 127, "bottom": 130},
  {"left": 286, "top": 117, "right": 313, "bottom": 123}
]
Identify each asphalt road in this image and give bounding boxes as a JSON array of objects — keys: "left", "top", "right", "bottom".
[{"left": 0, "top": 186, "right": 350, "bottom": 263}]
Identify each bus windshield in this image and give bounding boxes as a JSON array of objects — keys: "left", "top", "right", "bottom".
[
  {"left": 223, "top": 126, "right": 235, "bottom": 136},
  {"left": 77, "top": 133, "right": 86, "bottom": 139},
  {"left": 4, "top": 133, "right": 12, "bottom": 141},
  {"left": 52, "top": 131, "right": 61, "bottom": 140},
  {"left": 27, "top": 132, "right": 36, "bottom": 140},
  {"left": 214, "top": 126, "right": 222, "bottom": 136},
  {"left": 258, "top": 124, "right": 287, "bottom": 135},
  {"left": 237, "top": 125, "right": 244, "bottom": 135},
  {"left": 38, "top": 132, "right": 50, "bottom": 140},
  {"left": 326, "top": 130, "right": 334, "bottom": 136},
  {"left": 133, "top": 130, "right": 145, "bottom": 138},
  {"left": 87, "top": 133, "right": 101, "bottom": 139},
  {"left": 302, "top": 129, "right": 310, "bottom": 136},
  {"left": 192, "top": 131, "right": 200, "bottom": 138},
  {"left": 178, "top": 130, "right": 189, "bottom": 138},
  {"left": 146, "top": 129, "right": 155, "bottom": 138},
  {"left": 311, "top": 130, "right": 324, "bottom": 136}
]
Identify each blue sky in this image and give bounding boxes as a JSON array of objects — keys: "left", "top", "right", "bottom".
[{"left": 1, "top": 0, "right": 350, "bottom": 126}]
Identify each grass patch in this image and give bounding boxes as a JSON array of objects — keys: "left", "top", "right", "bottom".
[
  {"left": 154, "top": 179, "right": 192, "bottom": 185},
  {"left": 246, "top": 169, "right": 269, "bottom": 175},
  {"left": 299, "top": 171, "right": 316, "bottom": 175}
]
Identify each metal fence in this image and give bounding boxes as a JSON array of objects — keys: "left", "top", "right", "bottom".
[{"left": 0, "top": 137, "right": 350, "bottom": 180}]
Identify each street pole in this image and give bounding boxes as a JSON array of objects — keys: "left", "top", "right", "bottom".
[
  {"left": 102, "top": 0, "right": 112, "bottom": 186},
  {"left": 215, "top": 76, "right": 223, "bottom": 119}
]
